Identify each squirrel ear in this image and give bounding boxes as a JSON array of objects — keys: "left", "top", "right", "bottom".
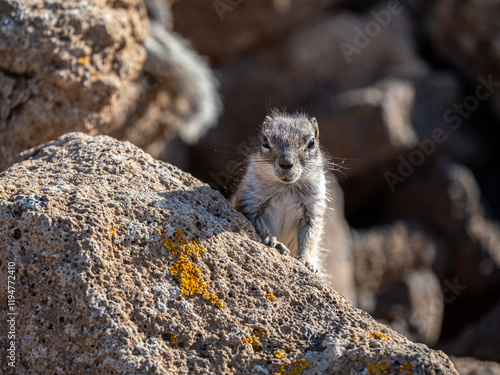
[
  {"left": 265, "top": 116, "right": 272, "bottom": 122},
  {"left": 311, "top": 117, "right": 319, "bottom": 138}
]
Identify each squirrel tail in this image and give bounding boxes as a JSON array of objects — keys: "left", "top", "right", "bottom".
[{"left": 144, "top": 21, "right": 222, "bottom": 143}]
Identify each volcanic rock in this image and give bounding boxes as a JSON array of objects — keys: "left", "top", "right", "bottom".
[{"left": 0, "top": 133, "right": 458, "bottom": 374}]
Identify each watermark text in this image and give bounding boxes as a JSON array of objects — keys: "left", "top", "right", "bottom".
[{"left": 6, "top": 261, "right": 17, "bottom": 368}]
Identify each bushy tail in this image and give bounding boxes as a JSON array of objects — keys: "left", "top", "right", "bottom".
[{"left": 144, "top": 21, "right": 222, "bottom": 143}]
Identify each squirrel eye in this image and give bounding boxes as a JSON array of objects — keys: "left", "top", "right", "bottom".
[
  {"left": 262, "top": 137, "right": 270, "bottom": 149},
  {"left": 307, "top": 138, "right": 315, "bottom": 149}
]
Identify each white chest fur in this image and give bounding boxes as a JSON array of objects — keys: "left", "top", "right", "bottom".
[{"left": 260, "top": 189, "right": 303, "bottom": 257}]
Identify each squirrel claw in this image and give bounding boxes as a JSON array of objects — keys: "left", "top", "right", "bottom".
[
  {"left": 275, "top": 242, "right": 290, "bottom": 256},
  {"left": 299, "top": 258, "right": 319, "bottom": 274},
  {"left": 264, "top": 236, "right": 290, "bottom": 256}
]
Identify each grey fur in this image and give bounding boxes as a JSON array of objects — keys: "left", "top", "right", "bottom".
[
  {"left": 232, "top": 111, "right": 327, "bottom": 272},
  {"left": 144, "top": 21, "right": 222, "bottom": 143}
]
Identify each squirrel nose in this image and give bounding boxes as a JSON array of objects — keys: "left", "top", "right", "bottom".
[{"left": 279, "top": 155, "right": 294, "bottom": 170}]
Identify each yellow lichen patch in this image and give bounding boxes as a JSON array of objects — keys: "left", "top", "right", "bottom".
[
  {"left": 183, "top": 240, "right": 205, "bottom": 260},
  {"left": 203, "top": 291, "right": 224, "bottom": 309},
  {"left": 274, "top": 350, "right": 286, "bottom": 359},
  {"left": 242, "top": 326, "right": 264, "bottom": 350},
  {"left": 400, "top": 363, "right": 413, "bottom": 374},
  {"left": 109, "top": 227, "right": 116, "bottom": 234},
  {"left": 77, "top": 55, "right": 91, "bottom": 66},
  {"left": 350, "top": 336, "right": 359, "bottom": 341},
  {"left": 162, "top": 229, "right": 205, "bottom": 259},
  {"left": 163, "top": 229, "right": 222, "bottom": 308},
  {"left": 370, "top": 331, "right": 389, "bottom": 340},
  {"left": 265, "top": 292, "right": 277, "bottom": 301},
  {"left": 169, "top": 254, "right": 208, "bottom": 296},
  {"left": 274, "top": 359, "right": 310, "bottom": 375},
  {"left": 254, "top": 328, "right": 266, "bottom": 338},
  {"left": 171, "top": 335, "right": 178, "bottom": 346},
  {"left": 367, "top": 362, "right": 391, "bottom": 375}
]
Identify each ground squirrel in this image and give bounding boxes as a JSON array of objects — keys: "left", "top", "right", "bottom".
[{"left": 232, "top": 111, "right": 328, "bottom": 272}]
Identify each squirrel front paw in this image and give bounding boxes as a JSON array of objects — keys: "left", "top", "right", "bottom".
[
  {"left": 298, "top": 257, "right": 319, "bottom": 274},
  {"left": 264, "top": 236, "right": 290, "bottom": 256}
]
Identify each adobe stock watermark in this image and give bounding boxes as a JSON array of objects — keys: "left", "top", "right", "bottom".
[
  {"left": 443, "top": 74, "right": 500, "bottom": 129},
  {"left": 410, "top": 277, "right": 467, "bottom": 328},
  {"left": 340, "top": 0, "right": 405, "bottom": 63},
  {"left": 442, "top": 277, "right": 467, "bottom": 303},
  {"left": 384, "top": 128, "right": 448, "bottom": 192},
  {"left": 6, "top": 261, "right": 17, "bottom": 369},
  {"left": 212, "top": 0, "right": 244, "bottom": 21},
  {"left": 384, "top": 74, "right": 500, "bottom": 192}
]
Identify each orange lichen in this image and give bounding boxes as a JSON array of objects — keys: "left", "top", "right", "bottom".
[
  {"left": 370, "top": 331, "right": 389, "bottom": 340},
  {"left": 162, "top": 229, "right": 222, "bottom": 308},
  {"left": 77, "top": 55, "right": 91, "bottom": 66},
  {"left": 265, "top": 292, "right": 277, "bottom": 301},
  {"left": 253, "top": 328, "right": 266, "bottom": 338},
  {"left": 203, "top": 291, "right": 224, "bottom": 309},
  {"left": 171, "top": 335, "right": 178, "bottom": 346},
  {"left": 162, "top": 229, "right": 205, "bottom": 259},
  {"left": 367, "top": 362, "right": 391, "bottom": 375},
  {"left": 350, "top": 336, "right": 359, "bottom": 341},
  {"left": 109, "top": 227, "right": 116, "bottom": 234},
  {"left": 274, "top": 350, "right": 286, "bottom": 359},
  {"left": 242, "top": 326, "right": 265, "bottom": 350},
  {"left": 274, "top": 359, "right": 310, "bottom": 375},
  {"left": 169, "top": 254, "right": 208, "bottom": 296},
  {"left": 400, "top": 363, "right": 413, "bottom": 374}
]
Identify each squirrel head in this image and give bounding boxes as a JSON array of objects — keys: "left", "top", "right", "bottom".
[{"left": 255, "top": 110, "right": 322, "bottom": 184}]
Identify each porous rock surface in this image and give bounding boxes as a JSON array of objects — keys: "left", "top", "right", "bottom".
[
  {"left": 0, "top": 133, "right": 459, "bottom": 374},
  {"left": 0, "top": 0, "right": 149, "bottom": 171}
]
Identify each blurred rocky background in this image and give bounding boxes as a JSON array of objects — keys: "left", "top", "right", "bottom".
[{"left": 1, "top": 0, "right": 499, "bottom": 373}]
